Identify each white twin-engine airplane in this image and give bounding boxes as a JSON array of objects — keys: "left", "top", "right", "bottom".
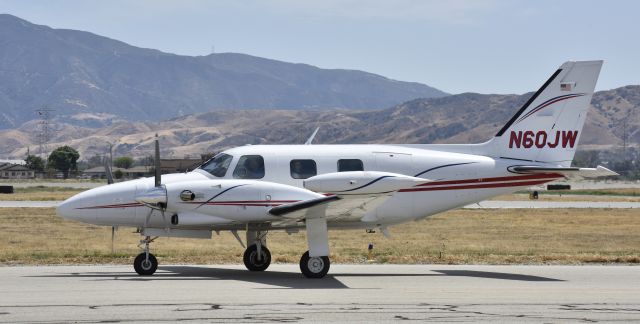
[{"left": 57, "top": 60, "right": 616, "bottom": 278}]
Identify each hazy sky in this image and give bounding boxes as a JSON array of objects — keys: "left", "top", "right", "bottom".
[{"left": 1, "top": 0, "right": 638, "bottom": 94}]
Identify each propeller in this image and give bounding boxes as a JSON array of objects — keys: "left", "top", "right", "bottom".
[
  {"left": 135, "top": 134, "right": 169, "bottom": 230},
  {"left": 103, "top": 154, "right": 116, "bottom": 252},
  {"left": 154, "top": 133, "right": 161, "bottom": 187}
]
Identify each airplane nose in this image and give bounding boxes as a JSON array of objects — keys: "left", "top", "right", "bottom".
[{"left": 56, "top": 190, "right": 95, "bottom": 223}]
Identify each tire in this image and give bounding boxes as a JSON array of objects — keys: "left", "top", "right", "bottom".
[
  {"left": 299, "top": 251, "right": 330, "bottom": 278},
  {"left": 134, "top": 253, "right": 158, "bottom": 275},
  {"left": 243, "top": 244, "right": 271, "bottom": 271}
]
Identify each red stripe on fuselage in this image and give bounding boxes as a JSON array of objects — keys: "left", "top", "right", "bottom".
[
  {"left": 416, "top": 173, "right": 562, "bottom": 187},
  {"left": 399, "top": 179, "right": 554, "bottom": 192}
]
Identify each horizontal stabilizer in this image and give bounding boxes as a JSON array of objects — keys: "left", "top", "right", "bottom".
[{"left": 510, "top": 165, "right": 618, "bottom": 178}]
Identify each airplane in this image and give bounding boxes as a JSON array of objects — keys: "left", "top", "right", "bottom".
[{"left": 57, "top": 60, "right": 616, "bottom": 278}]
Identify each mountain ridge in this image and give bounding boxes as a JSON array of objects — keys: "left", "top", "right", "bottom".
[
  {"left": 1, "top": 85, "right": 637, "bottom": 160},
  {"left": 0, "top": 14, "right": 447, "bottom": 129}
]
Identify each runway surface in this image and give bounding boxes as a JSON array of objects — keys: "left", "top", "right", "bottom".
[
  {"left": 2, "top": 199, "right": 640, "bottom": 209},
  {"left": 1, "top": 264, "right": 639, "bottom": 323}
]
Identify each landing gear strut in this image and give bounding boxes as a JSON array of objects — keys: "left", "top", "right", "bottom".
[
  {"left": 134, "top": 236, "right": 158, "bottom": 275},
  {"left": 243, "top": 229, "right": 271, "bottom": 271},
  {"left": 243, "top": 244, "right": 271, "bottom": 271},
  {"left": 299, "top": 251, "right": 330, "bottom": 278}
]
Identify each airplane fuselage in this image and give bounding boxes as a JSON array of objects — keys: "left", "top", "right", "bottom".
[{"left": 193, "top": 143, "right": 559, "bottom": 226}]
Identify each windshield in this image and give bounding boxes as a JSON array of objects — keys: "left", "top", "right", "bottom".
[{"left": 199, "top": 153, "right": 233, "bottom": 177}]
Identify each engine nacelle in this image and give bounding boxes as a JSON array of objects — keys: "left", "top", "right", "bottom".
[
  {"left": 170, "top": 211, "right": 230, "bottom": 226},
  {"left": 303, "top": 171, "right": 428, "bottom": 195}
]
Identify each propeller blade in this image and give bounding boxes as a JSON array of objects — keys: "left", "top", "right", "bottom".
[
  {"left": 104, "top": 156, "right": 114, "bottom": 185},
  {"left": 111, "top": 226, "right": 115, "bottom": 253},
  {"left": 154, "top": 134, "right": 161, "bottom": 187}
]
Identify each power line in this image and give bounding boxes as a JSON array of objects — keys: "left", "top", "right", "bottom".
[{"left": 35, "top": 106, "right": 55, "bottom": 158}]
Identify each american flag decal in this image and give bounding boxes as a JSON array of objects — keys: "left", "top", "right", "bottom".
[{"left": 560, "top": 82, "right": 573, "bottom": 91}]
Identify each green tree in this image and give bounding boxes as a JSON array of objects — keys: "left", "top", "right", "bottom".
[
  {"left": 25, "top": 155, "right": 45, "bottom": 172},
  {"left": 47, "top": 146, "right": 80, "bottom": 179},
  {"left": 114, "top": 156, "right": 134, "bottom": 169},
  {"left": 135, "top": 155, "right": 154, "bottom": 167},
  {"left": 113, "top": 169, "right": 124, "bottom": 179}
]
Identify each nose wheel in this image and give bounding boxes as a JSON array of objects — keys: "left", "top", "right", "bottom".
[
  {"left": 134, "top": 236, "right": 158, "bottom": 275},
  {"left": 134, "top": 252, "right": 157, "bottom": 275},
  {"left": 243, "top": 244, "right": 271, "bottom": 271},
  {"left": 299, "top": 251, "right": 330, "bottom": 278}
]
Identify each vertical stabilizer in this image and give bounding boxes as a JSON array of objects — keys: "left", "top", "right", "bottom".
[{"left": 486, "top": 60, "right": 602, "bottom": 166}]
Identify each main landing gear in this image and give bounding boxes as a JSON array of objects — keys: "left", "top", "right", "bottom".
[
  {"left": 299, "top": 251, "right": 330, "bottom": 278},
  {"left": 243, "top": 229, "right": 271, "bottom": 271},
  {"left": 241, "top": 228, "right": 331, "bottom": 278},
  {"left": 243, "top": 244, "right": 271, "bottom": 271},
  {"left": 134, "top": 236, "right": 158, "bottom": 275}
]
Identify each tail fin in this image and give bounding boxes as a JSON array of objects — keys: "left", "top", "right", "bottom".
[{"left": 487, "top": 60, "right": 603, "bottom": 167}]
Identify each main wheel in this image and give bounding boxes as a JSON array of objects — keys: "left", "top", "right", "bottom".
[
  {"left": 134, "top": 253, "right": 158, "bottom": 275},
  {"left": 299, "top": 251, "right": 330, "bottom": 278},
  {"left": 243, "top": 244, "right": 271, "bottom": 271}
]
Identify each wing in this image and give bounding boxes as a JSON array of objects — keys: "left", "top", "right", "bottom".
[{"left": 268, "top": 171, "right": 429, "bottom": 226}]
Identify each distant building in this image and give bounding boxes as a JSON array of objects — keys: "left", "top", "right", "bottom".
[
  {"left": 81, "top": 160, "right": 201, "bottom": 180},
  {"left": 124, "top": 166, "right": 153, "bottom": 178},
  {"left": 82, "top": 166, "right": 152, "bottom": 180},
  {"left": 0, "top": 163, "right": 35, "bottom": 179},
  {"left": 82, "top": 166, "right": 121, "bottom": 179},
  {"left": 160, "top": 159, "right": 202, "bottom": 174}
]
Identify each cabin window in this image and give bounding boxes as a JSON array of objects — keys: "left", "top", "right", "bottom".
[
  {"left": 290, "top": 159, "right": 317, "bottom": 179},
  {"left": 233, "top": 155, "right": 265, "bottom": 179},
  {"left": 199, "top": 153, "right": 233, "bottom": 177},
  {"left": 338, "top": 159, "right": 363, "bottom": 172}
]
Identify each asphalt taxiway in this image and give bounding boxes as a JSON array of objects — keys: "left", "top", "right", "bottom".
[{"left": 1, "top": 264, "right": 639, "bottom": 322}]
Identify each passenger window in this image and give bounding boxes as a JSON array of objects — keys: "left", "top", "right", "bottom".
[
  {"left": 290, "top": 159, "right": 317, "bottom": 179},
  {"left": 338, "top": 159, "right": 363, "bottom": 172},
  {"left": 233, "top": 155, "right": 265, "bottom": 179}
]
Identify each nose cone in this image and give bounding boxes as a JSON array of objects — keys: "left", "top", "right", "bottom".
[{"left": 56, "top": 190, "right": 96, "bottom": 223}]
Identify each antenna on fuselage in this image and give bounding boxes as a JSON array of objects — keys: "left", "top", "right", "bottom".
[{"left": 304, "top": 127, "right": 320, "bottom": 145}]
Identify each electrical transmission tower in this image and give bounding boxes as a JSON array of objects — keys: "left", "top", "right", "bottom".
[{"left": 35, "top": 106, "right": 55, "bottom": 158}]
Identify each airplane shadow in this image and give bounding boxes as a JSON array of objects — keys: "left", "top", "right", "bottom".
[{"left": 26, "top": 265, "right": 563, "bottom": 289}]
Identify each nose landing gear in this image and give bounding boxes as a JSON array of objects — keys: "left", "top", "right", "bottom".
[
  {"left": 243, "top": 229, "right": 271, "bottom": 271},
  {"left": 134, "top": 236, "right": 158, "bottom": 275}
]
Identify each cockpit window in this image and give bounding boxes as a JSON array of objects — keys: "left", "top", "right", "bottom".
[
  {"left": 233, "top": 155, "right": 265, "bottom": 179},
  {"left": 199, "top": 153, "right": 233, "bottom": 177}
]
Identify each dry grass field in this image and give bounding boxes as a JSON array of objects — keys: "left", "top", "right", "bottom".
[{"left": 1, "top": 207, "right": 638, "bottom": 266}]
